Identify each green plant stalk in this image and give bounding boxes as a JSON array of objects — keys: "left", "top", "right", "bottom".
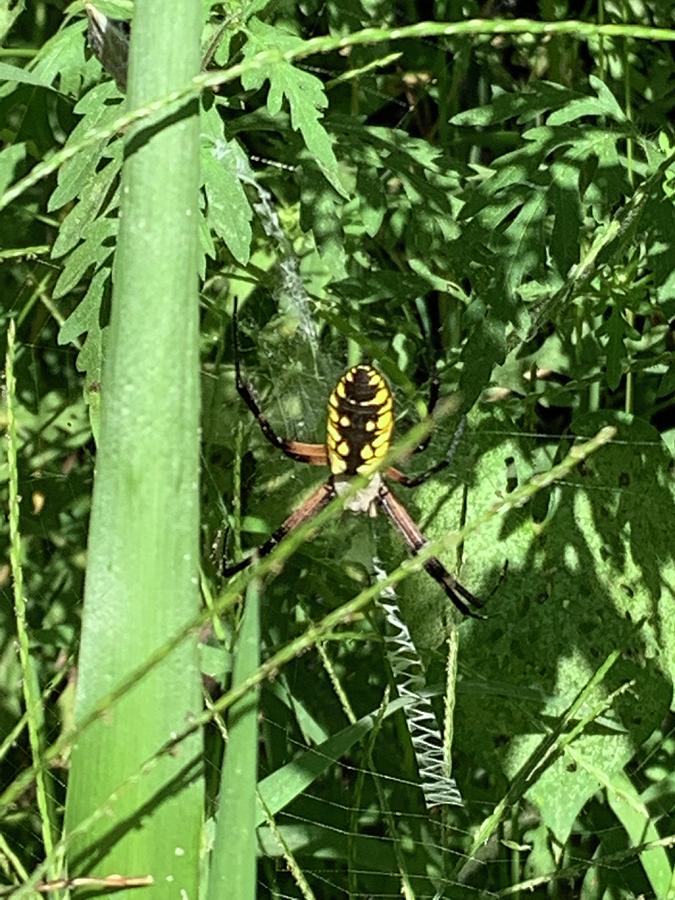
[
  {"left": 63, "top": 0, "right": 204, "bottom": 889},
  {"left": 362, "top": 692, "right": 414, "bottom": 898},
  {"left": 0, "top": 829, "right": 29, "bottom": 883},
  {"left": 258, "top": 793, "right": 316, "bottom": 900},
  {"left": 440, "top": 627, "right": 460, "bottom": 872},
  {"left": 207, "top": 580, "right": 260, "bottom": 900},
  {"left": 5, "top": 320, "right": 58, "bottom": 873},
  {"left": 317, "top": 640, "right": 357, "bottom": 725},
  {"left": 443, "top": 629, "right": 459, "bottom": 778},
  {"left": 622, "top": 0, "right": 635, "bottom": 417},
  {"left": 2, "top": 20, "right": 675, "bottom": 213},
  {"left": 348, "top": 687, "right": 384, "bottom": 896},
  {"left": 0, "top": 660, "right": 71, "bottom": 765}
]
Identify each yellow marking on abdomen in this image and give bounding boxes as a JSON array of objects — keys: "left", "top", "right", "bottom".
[{"left": 326, "top": 365, "right": 394, "bottom": 476}]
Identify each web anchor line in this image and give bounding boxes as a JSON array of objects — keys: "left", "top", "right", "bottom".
[{"left": 373, "top": 560, "right": 464, "bottom": 809}]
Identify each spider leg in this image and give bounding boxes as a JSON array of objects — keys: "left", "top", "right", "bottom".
[
  {"left": 377, "top": 484, "right": 485, "bottom": 619},
  {"left": 223, "top": 481, "right": 335, "bottom": 576},
  {"left": 386, "top": 416, "right": 466, "bottom": 488},
  {"left": 410, "top": 298, "right": 442, "bottom": 455},
  {"left": 411, "top": 369, "right": 440, "bottom": 456},
  {"left": 232, "top": 297, "right": 327, "bottom": 466}
]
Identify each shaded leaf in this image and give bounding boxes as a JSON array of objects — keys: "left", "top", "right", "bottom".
[
  {"left": 450, "top": 82, "right": 581, "bottom": 127},
  {"left": 0, "top": 141, "right": 26, "bottom": 197},
  {"left": 52, "top": 217, "right": 117, "bottom": 298},
  {"left": 242, "top": 18, "right": 347, "bottom": 197},
  {"left": 605, "top": 307, "right": 625, "bottom": 391},
  {"left": 52, "top": 155, "right": 121, "bottom": 258},
  {"left": 549, "top": 160, "right": 582, "bottom": 277},
  {"left": 48, "top": 81, "right": 122, "bottom": 211},
  {"left": 0, "top": 60, "right": 53, "bottom": 88},
  {"left": 202, "top": 141, "right": 253, "bottom": 266}
]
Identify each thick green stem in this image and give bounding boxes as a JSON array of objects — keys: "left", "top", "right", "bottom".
[{"left": 63, "top": 0, "right": 204, "bottom": 890}]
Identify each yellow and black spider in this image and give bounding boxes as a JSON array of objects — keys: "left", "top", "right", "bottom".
[{"left": 224, "top": 303, "right": 484, "bottom": 619}]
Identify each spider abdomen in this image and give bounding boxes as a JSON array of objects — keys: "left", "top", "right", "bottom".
[{"left": 326, "top": 364, "right": 394, "bottom": 476}]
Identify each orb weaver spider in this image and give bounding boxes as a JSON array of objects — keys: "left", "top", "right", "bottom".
[{"left": 224, "top": 302, "right": 484, "bottom": 619}]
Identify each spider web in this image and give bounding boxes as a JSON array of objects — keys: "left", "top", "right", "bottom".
[
  {"left": 228, "top": 293, "right": 675, "bottom": 898},
  {"left": 5, "top": 239, "right": 674, "bottom": 900},
  {"left": 213, "top": 122, "right": 675, "bottom": 890}
]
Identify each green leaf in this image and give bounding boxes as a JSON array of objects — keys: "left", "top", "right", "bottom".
[
  {"left": 201, "top": 108, "right": 253, "bottom": 265},
  {"left": 242, "top": 18, "right": 348, "bottom": 198},
  {"left": 300, "top": 165, "right": 347, "bottom": 277},
  {"left": 447, "top": 411, "right": 674, "bottom": 845},
  {"left": 30, "top": 20, "right": 92, "bottom": 95},
  {"left": 0, "top": 0, "right": 24, "bottom": 43},
  {"left": 501, "top": 191, "right": 547, "bottom": 298},
  {"left": 335, "top": 269, "right": 429, "bottom": 303},
  {"left": 450, "top": 82, "right": 580, "bottom": 127},
  {"left": 58, "top": 266, "right": 107, "bottom": 349},
  {"left": 255, "top": 696, "right": 408, "bottom": 826},
  {"left": 0, "top": 60, "right": 53, "bottom": 88},
  {"left": 605, "top": 308, "right": 625, "bottom": 391},
  {"left": 458, "top": 309, "right": 507, "bottom": 405},
  {"left": 606, "top": 771, "right": 673, "bottom": 898},
  {"left": 47, "top": 82, "right": 122, "bottom": 211},
  {"left": 549, "top": 158, "right": 581, "bottom": 276},
  {"left": 645, "top": 181, "right": 675, "bottom": 303},
  {"left": 355, "top": 165, "right": 386, "bottom": 237},
  {"left": 86, "top": 0, "right": 133, "bottom": 16},
  {"left": 51, "top": 155, "right": 121, "bottom": 258},
  {"left": 547, "top": 75, "right": 626, "bottom": 126},
  {"left": 58, "top": 267, "right": 109, "bottom": 441},
  {"left": 0, "top": 142, "right": 26, "bottom": 197},
  {"left": 52, "top": 217, "right": 117, "bottom": 298}
]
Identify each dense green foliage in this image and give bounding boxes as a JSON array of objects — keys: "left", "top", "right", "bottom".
[{"left": 1, "top": 0, "right": 674, "bottom": 897}]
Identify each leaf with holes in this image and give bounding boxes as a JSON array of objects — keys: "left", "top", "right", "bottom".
[{"left": 400, "top": 410, "right": 674, "bottom": 845}]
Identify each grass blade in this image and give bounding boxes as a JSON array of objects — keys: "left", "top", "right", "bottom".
[
  {"left": 5, "top": 321, "right": 58, "bottom": 877},
  {"left": 207, "top": 581, "right": 261, "bottom": 900}
]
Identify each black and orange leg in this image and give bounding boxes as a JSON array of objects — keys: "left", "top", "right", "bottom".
[
  {"left": 410, "top": 298, "right": 442, "bottom": 455},
  {"left": 386, "top": 416, "right": 466, "bottom": 488},
  {"left": 397, "top": 300, "right": 462, "bottom": 468},
  {"left": 223, "top": 481, "right": 336, "bottom": 576},
  {"left": 377, "top": 484, "right": 484, "bottom": 619},
  {"left": 232, "top": 297, "right": 328, "bottom": 466},
  {"left": 411, "top": 367, "right": 440, "bottom": 456}
]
